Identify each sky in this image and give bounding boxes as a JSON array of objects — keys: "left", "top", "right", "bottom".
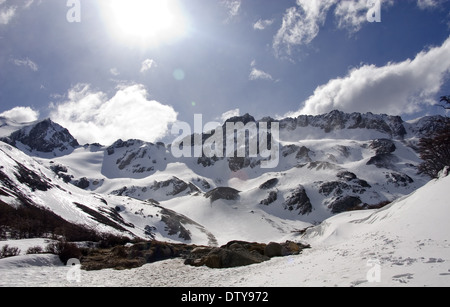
[{"left": 0, "top": 0, "right": 449, "bottom": 145}]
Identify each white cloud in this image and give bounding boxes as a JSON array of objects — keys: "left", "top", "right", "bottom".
[
  {"left": 335, "top": 0, "right": 393, "bottom": 32},
  {"left": 0, "top": 106, "right": 39, "bottom": 123},
  {"left": 110, "top": 68, "right": 120, "bottom": 76},
  {"left": 222, "top": 0, "right": 241, "bottom": 21},
  {"left": 287, "top": 36, "right": 450, "bottom": 117},
  {"left": 273, "top": 0, "right": 335, "bottom": 56},
  {"left": 417, "top": 0, "right": 445, "bottom": 9},
  {"left": 220, "top": 108, "right": 240, "bottom": 123},
  {"left": 23, "top": 0, "right": 34, "bottom": 9},
  {"left": 273, "top": 0, "right": 398, "bottom": 56},
  {"left": 140, "top": 59, "right": 157, "bottom": 73},
  {"left": 249, "top": 68, "right": 273, "bottom": 81},
  {"left": 0, "top": 6, "right": 16, "bottom": 25},
  {"left": 12, "top": 57, "right": 38, "bottom": 71},
  {"left": 0, "top": 0, "right": 37, "bottom": 25},
  {"left": 253, "top": 19, "right": 274, "bottom": 30},
  {"left": 50, "top": 84, "right": 178, "bottom": 145}
]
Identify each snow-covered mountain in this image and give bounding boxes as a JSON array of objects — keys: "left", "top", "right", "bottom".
[
  {"left": 1, "top": 168, "right": 449, "bottom": 286},
  {"left": 0, "top": 118, "right": 79, "bottom": 157},
  {"left": 0, "top": 142, "right": 217, "bottom": 245},
  {"left": 0, "top": 110, "right": 446, "bottom": 246}
]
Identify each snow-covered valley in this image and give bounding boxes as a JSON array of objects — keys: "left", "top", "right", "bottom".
[{"left": 1, "top": 172, "right": 449, "bottom": 287}]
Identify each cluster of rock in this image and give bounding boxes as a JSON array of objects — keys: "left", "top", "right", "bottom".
[
  {"left": 80, "top": 240, "right": 310, "bottom": 271},
  {"left": 185, "top": 240, "right": 310, "bottom": 269}
]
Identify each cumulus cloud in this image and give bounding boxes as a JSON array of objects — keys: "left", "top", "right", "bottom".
[
  {"left": 50, "top": 84, "right": 178, "bottom": 145},
  {"left": 0, "top": 106, "right": 39, "bottom": 123},
  {"left": 253, "top": 19, "right": 274, "bottom": 30},
  {"left": 287, "top": 36, "right": 450, "bottom": 117},
  {"left": 12, "top": 57, "right": 38, "bottom": 71},
  {"left": 140, "top": 59, "right": 157, "bottom": 73}
]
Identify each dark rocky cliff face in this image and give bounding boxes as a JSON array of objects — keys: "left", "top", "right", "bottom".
[{"left": 1, "top": 119, "right": 79, "bottom": 155}]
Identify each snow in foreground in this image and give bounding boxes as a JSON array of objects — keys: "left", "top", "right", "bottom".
[{"left": 1, "top": 174, "right": 450, "bottom": 287}]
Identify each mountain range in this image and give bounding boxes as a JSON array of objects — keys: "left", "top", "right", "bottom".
[{"left": 0, "top": 110, "right": 447, "bottom": 246}]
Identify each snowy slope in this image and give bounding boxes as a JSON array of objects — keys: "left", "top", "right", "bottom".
[
  {"left": 0, "top": 142, "right": 216, "bottom": 245},
  {"left": 1, "top": 172, "right": 449, "bottom": 287},
  {"left": 0, "top": 140, "right": 314, "bottom": 245}
]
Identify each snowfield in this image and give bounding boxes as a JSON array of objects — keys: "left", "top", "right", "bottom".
[{"left": 1, "top": 173, "right": 449, "bottom": 287}]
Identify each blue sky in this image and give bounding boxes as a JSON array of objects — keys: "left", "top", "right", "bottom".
[{"left": 0, "top": 0, "right": 449, "bottom": 144}]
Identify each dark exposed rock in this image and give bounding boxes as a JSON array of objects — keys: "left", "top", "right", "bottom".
[
  {"left": 160, "top": 213, "right": 192, "bottom": 241},
  {"left": 14, "top": 162, "right": 53, "bottom": 192},
  {"left": 296, "top": 146, "right": 313, "bottom": 162},
  {"left": 205, "top": 187, "right": 240, "bottom": 203},
  {"left": 335, "top": 145, "right": 351, "bottom": 158},
  {"left": 117, "top": 152, "right": 138, "bottom": 170},
  {"left": 73, "top": 202, "right": 130, "bottom": 233},
  {"left": 367, "top": 154, "right": 398, "bottom": 169},
  {"left": 195, "top": 246, "right": 269, "bottom": 269},
  {"left": 281, "top": 144, "right": 300, "bottom": 157},
  {"left": 107, "top": 139, "right": 144, "bottom": 155},
  {"left": 264, "top": 242, "right": 285, "bottom": 258},
  {"left": 50, "top": 164, "right": 73, "bottom": 183},
  {"left": 385, "top": 172, "right": 414, "bottom": 187},
  {"left": 197, "top": 156, "right": 221, "bottom": 167},
  {"left": 2, "top": 119, "right": 79, "bottom": 154},
  {"left": 185, "top": 240, "right": 310, "bottom": 269},
  {"left": 260, "top": 191, "right": 278, "bottom": 206},
  {"left": 329, "top": 196, "right": 362, "bottom": 214},
  {"left": 279, "top": 117, "right": 297, "bottom": 131},
  {"left": 319, "top": 173, "right": 371, "bottom": 198},
  {"left": 319, "top": 181, "right": 351, "bottom": 197},
  {"left": 355, "top": 179, "right": 371, "bottom": 188},
  {"left": 259, "top": 178, "right": 279, "bottom": 190},
  {"left": 366, "top": 139, "right": 399, "bottom": 169},
  {"left": 152, "top": 177, "right": 198, "bottom": 196},
  {"left": 305, "top": 161, "right": 340, "bottom": 171},
  {"left": 228, "top": 156, "right": 251, "bottom": 172},
  {"left": 157, "top": 206, "right": 217, "bottom": 245},
  {"left": 73, "top": 177, "right": 90, "bottom": 189},
  {"left": 336, "top": 171, "right": 358, "bottom": 181},
  {"left": 225, "top": 113, "right": 256, "bottom": 125},
  {"left": 283, "top": 185, "right": 312, "bottom": 215},
  {"left": 82, "top": 241, "right": 197, "bottom": 271},
  {"left": 111, "top": 177, "right": 197, "bottom": 199},
  {"left": 406, "top": 115, "right": 449, "bottom": 138},
  {"left": 370, "top": 139, "right": 397, "bottom": 155},
  {"left": 291, "top": 111, "right": 408, "bottom": 139}
]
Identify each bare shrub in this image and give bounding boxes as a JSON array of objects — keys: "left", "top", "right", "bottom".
[{"left": 0, "top": 245, "right": 21, "bottom": 259}]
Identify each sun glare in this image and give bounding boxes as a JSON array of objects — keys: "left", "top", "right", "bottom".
[{"left": 101, "top": 0, "right": 187, "bottom": 47}]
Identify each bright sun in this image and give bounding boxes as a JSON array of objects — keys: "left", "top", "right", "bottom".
[{"left": 101, "top": 0, "right": 187, "bottom": 47}]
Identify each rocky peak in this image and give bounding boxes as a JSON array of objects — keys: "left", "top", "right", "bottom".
[
  {"left": 291, "top": 110, "right": 408, "bottom": 138},
  {"left": 225, "top": 113, "right": 256, "bottom": 125},
  {"left": 0, "top": 119, "right": 79, "bottom": 156}
]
